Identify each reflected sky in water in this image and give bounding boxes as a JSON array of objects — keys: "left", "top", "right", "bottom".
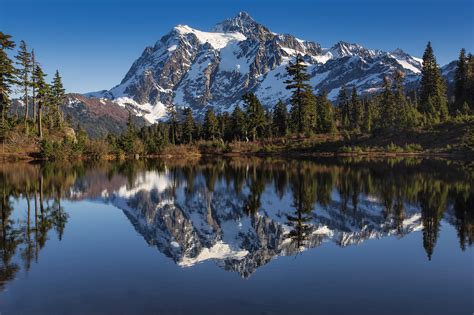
[{"left": 0, "top": 158, "right": 472, "bottom": 314}]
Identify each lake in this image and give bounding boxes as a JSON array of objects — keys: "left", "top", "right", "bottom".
[{"left": 0, "top": 157, "right": 472, "bottom": 315}]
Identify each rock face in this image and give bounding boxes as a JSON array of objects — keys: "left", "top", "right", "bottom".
[{"left": 81, "top": 12, "right": 454, "bottom": 123}]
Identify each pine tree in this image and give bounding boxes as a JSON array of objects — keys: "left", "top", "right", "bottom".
[
  {"left": 350, "top": 87, "right": 362, "bottom": 131},
  {"left": 231, "top": 105, "right": 246, "bottom": 141},
  {"left": 242, "top": 92, "right": 265, "bottom": 141},
  {"left": 419, "top": 42, "right": 448, "bottom": 123},
  {"left": 316, "top": 90, "right": 335, "bottom": 133},
  {"left": 31, "top": 50, "right": 37, "bottom": 122},
  {"left": 380, "top": 76, "right": 396, "bottom": 131},
  {"left": 272, "top": 100, "right": 288, "bottom": 137},
  {"left": 337, "top": 86, "right": 350, "bottom": 130},
  {"left": 51, "top": 70, "right": 65, "bottom": 128},
  {"left": 181, "top": 107, "right": 194, "bottom": 144},
  {"left": 14, "top": 40, "right": 32, "bottom": 126},
  {"left": 203, "top": 108, "right": 218, "bottom": 140},
  {"left": 467, "top": 54, "right": 474, "bottom": 111},
  {"left": 453, "top": 48, "right": 468, "bottom": 114},
  {"left": 285, "top": 54, "right": 313, "bottom": 133},
  {"left": 0, "top": 32, "right": 16, "bottom": 126},
  {"left": 393, "top": 70, "right": 408, "bottom": 129},
  {"left": 32, "top": 65, "right": 48, "bottom": 138},
  {"left": 166, "top": 103, "right": 178, "bottom": 144},
  {"left": 361, "top": 98, "right": 372, "bottom": 134}
]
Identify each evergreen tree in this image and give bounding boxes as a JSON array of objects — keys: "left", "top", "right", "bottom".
[
  {"left": 242, "top": 92, "right": 265, "bottom": 141},
  {"left": 120, "top": 112, "right": 137, "bottom": 153},
  {"left": 14, "top": 40, "right": 32, "bottom": 126},
  {"left": 419, "top": 42, "right": 448, "bottom": 123},
  {"left": 181, "top": 107, "right": 194, "bottom": 144},
  {"left": 32, "top": 65, "right": 47, "bottom": 138},
  {"left": 361, "top": 98, "right": 372, "bottom": 134},
  {"left": 31, "top": 50, "right": 37, "bottom": 122},
  {"left": 350, "top": 87, "right": 362, "bottom": 131},
  {"left": 316, "top": 90, "right": 335, "bottom": 133},
  {"left": 380, "top": 77, "right": 396, "bottom": 131},
  {"left": 0, "top": 32, "right": 16, "bottom": 126},
  {"left": 453, "top": 48, "right": 468, "bottom": 114},
  {"left": 467, "top": 54, "right": 474, "bottom": 111},
  {"left": 285, "top": 54, "right": 313, "bottom": 133},
  {"left": 203, "top": 108, "right": 218, "bottom": 140},
  {"left": 166, "top": 103, "right": 178, "bottom": 144},
  {"left": 231, "top": 105, "right": 246, "bottom": 141},
  {"left": 393, "top": 71, "right": 408, "bottom": 129},
  {"left": 272, "top": 100, "right": 288, "bottom": 137},
  {"left": 50, "top": 70, "right": 65, "bottom": 128},
  {"left": 337, "top": 86, "right": 350, "bottom": 130}
]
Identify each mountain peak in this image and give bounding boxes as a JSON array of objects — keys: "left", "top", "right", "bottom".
[{"left": 212, "top": 11, "right": 269, "bottom": 38}]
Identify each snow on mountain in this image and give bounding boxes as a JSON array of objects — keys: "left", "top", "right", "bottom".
[
  {"left": 79, "top": 11, "right": 452, "bottom": 123},
  {"left": 97, "top": 169, "right": 430, "bottom": 277}
]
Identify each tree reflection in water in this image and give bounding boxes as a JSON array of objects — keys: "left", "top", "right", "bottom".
[{"left": 0, "top": 157, "right": 472, "bottom": 285}]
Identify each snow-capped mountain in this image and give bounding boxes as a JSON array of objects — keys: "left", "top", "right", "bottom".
[
  {"left": 82, "top": 12, "right": 450, "bottom": 123},
  {"left": 92, "top": 168, "right": 439, "bottom": 278}
]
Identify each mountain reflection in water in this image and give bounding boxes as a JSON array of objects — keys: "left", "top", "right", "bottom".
[{"left": 1, "top": 157, "right": 472, "bottom": 286}]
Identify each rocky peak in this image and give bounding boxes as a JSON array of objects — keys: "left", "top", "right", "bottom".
[{"left": 212, "top": 11, "right": 273, "bottom": 41}]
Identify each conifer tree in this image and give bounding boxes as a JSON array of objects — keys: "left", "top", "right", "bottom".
[
  {"left": 14, "top": 40, "right": 32, "bottom": 126},
  {"left": 380, "top": 77, "right": 396, "bottom": 131},
  {"left": 285, "top": 54, "right": 313, "bottom": 133},
  {"left": 242, "top": 92, "right": 265, "bottom": 141},
  {"left": 272, "top": 100, "right": 288, "bottom": 137},
  {"left": 32, "top": 65, "right": 47, "bottom": 138},
  {"left": 31, "top": 50, "right": 37, "bottom": 122},
  {"left": 337, "top": 86, "right": 350, "bottom": 130},
  {"left": 166, "top": 103, "right": 178, "bottom": 144},
  {"left": 350, "top": 87, "right": 362, "bottom": 131},
  {"left": 231, "top": 105, "right": 246, "bottom": 141},
  {"left": 393, "top": 71, "right": 408, "bottom": 129},
  {"left": 419, "top": 42, "right": 448, "bottom": 123},
  {"left": 467, "top": 54, "right": 474, "bottom": 111},
  {"left": 0, "top": 32, "right": 16, "bottom": 126},
  {"left": 181, "top": 107, "right": 194, "bottom": 144},
  {"left": 203, "top": 108, "right": 218, "bottom": 140},
  {"left": 453, "top": 48, "right": 468, "bottom": 114},
  {"left": 361, "top": 98, "right": 372, "bottom": 134},
  {"left": 316, "top": 90, "right": 335, "bottom": 133},
  {"left": 51, "top": 70, "right": 65, "bottom": 128}
]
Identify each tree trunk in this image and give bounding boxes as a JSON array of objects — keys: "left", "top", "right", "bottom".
[
  {"left": 37, "top": 100, "right": 42, "bottom": 139},
  {"left": 24, "top": 85, "right": 29, "bottom": 127}
]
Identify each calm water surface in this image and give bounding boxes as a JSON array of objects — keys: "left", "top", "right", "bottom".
[{"left": 0, "top": 157, "right": 472, "bottom": 315}]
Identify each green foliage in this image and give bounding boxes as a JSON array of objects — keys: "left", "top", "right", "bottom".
[
  {"left": 203, "top": 108, "right": 218, "bottom": 140},
  {"left": 272, "top": 100, "right": 288, "bottom": 137},
  {"left": 242, "top": 92, "right": 265, "bottom": 141},
  {"left": 419, "top": 42, "right": 449, "bottom": 123}
]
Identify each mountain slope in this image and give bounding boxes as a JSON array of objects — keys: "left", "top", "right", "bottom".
[{"left": 80, "top": 12, "right": 453, "bottom": 123}]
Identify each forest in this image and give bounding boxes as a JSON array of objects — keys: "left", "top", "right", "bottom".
[{"left": 1, "top": 32, "right": 473, "bottom": 160}]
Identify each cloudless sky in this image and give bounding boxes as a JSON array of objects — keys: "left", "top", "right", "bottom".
[{"left": 2, "top": 0, "right": 473, "bottom": 93}]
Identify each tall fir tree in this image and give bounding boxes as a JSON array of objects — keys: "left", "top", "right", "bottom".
[
  {"left": 181, "top": 107, "right": 195, "bottom": 144},
  {"left": 272, "top": 100, "right": 288, "bottom": 137},
  {"left": 203, "top": 108, "right": 218, "bottom": 140},
  {"left": 316, "top": 90, "right": 335, "bottom": 133},
  {"left": 242, "top": 92, "right": 265, "bottom": 141},
  {"left": 0, "top": 32, "right": 16, "bottom": 126},
  {"left": 32, "top": 65, "right": 47, "bottom": 138},
  {"left": 350, "top": 87, "right": 362, "bottom": 131},
  {"left": 285, "top": 54, "right": 313, "bottom": 133},
  {"left": 51, "top": 70, "right": 65, "bottom": 128},
  {"left": 361, "top": 98, "right": 373, "bottom": 134},
  {"left": 31, "top": 50, "right": 37, "bottom": 122},
  {"left": 393, "top": 71, "right": 408, "bottom": 129},
  {"left": 419, "top": 42, "right": 448, "bottom": 123},
  {"left": 453, "top": 48, "right": 468, "bottom": 114},
  {"left": 231, "top": 104, "right": 247, "bottom": 141},
  {"left": 380, "top": 76, "right": 396, "bottom": 131},
  {"left": 337, "top": 85, "right": 350, "bottom": 130},
  {"left": 14, "top": 40, "right": 32, "bottom": 127},
  {"left": 165, "top": 103, "right": 178, "bottom": 144}
]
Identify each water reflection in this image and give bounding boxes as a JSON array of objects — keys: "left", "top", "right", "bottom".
[{"left": 0, "top": 158, "right": 472, "bottom": 285}]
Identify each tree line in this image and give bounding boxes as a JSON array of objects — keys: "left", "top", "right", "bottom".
[
  {"left": 0, "top": 32, "right": 67, "bottom": 140},
  {"left": 128, "top": 42, "right": 473, "bottom": 154}
]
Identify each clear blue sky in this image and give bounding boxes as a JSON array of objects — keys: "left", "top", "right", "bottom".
[{"left": 2, "top": 0, "right": 473, "bottom": 93}]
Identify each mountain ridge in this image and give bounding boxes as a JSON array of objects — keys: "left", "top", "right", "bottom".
[{"left": 75, "top": 12, "right": 454, "bottom": 129}]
